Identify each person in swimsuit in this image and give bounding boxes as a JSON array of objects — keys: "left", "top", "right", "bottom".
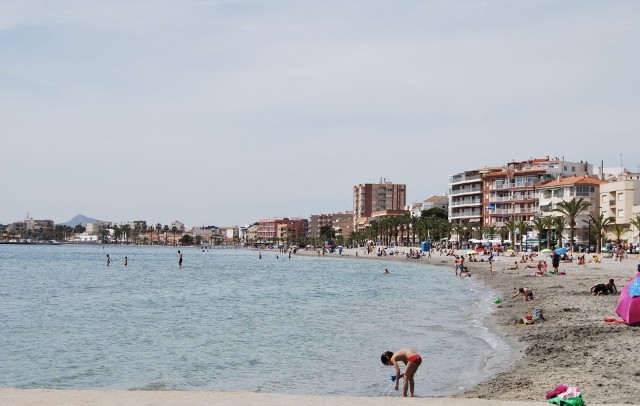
[
  {"left": 591, "top": 279, "right": 617, "bottom": 295},
  {"left": 380, "top": 348, "right": 423, "bottom": 397},
  {"left": 511, "top": 287, "right": 534, "bottom": 301},
  {"left": 178, "top": 250, "right": 183, "bottom": 267},
  {"left": 106, "top": 254, "right": 111, "bottom": 267}
]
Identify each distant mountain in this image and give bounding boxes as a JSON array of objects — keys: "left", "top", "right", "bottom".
[{"left": 60, "top": 214, "right": 100, "bottom": 227}]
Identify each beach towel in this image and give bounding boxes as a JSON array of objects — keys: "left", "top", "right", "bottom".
[
  {"left": 548, "top": 394, "right": 584, "bottom": 406},
  {"left": 545, "top": 385, "right": 568, "bottom": 399}
]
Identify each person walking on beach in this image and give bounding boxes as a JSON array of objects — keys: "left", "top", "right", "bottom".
[
  {"left": 380, "top": 349, "right": 423, "bottom": 397},
  {"left": 106, "top": 254, "right": 111, "bottom": 267},
  {"left": 552, "top": 252, "right": 560, "bottom": 273},
  {"left": 178, "top": 250, "right": 183, "bottom": 267}
]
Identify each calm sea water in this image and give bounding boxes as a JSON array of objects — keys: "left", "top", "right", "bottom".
[{"left": 0, "top": 244, "right": 512, "bottom": 397}]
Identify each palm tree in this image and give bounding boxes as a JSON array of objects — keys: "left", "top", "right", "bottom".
[
  {"left": 608, "top": 224, "right": 628, "bottom": 244},
  {"left": 542, "top": 216, "right": 555, "bottom": 249},
  {"left": 171, "top": 226, "right": 178, "bottom": 246},
  {"left": 122, "top": 224, "right": 131, "bottom": 244},
  {"left": 515, "top": 220, "right": 529, "bottom": 252},
  {"left": 155, "top": 223, "right": 162, "bottom": 245},
  {"left": 554, "top": 198, "right": 592, "bottom": 254},
  {"left": 505, "top": 219, "right": 517, "bottom": 250},
  {"left": 589, "top": 213, "right": 614, "bottom": 254},
  {"left": 409, "top": 214, "right": 420, "bottom": 246},
  {"left": 530, "top": 218, "right": 546, "bottom": 251},
  {"left": 451, "top": 223, "right": 465, "bottom": 249},
  {"left": 147, "top": 226, "right": 155, "bottom": 245},
  {"left": 629, "top": 213, "right": 640, "bottom": 247},
  {"left": 113, "top": 225, "right": 122, "bottom": 244},
  {"left": 552, "top": 216, "right": 568, "bottom": 248},
  {"left": 483, "top": 225, "right": 498, "bottom": 242}
]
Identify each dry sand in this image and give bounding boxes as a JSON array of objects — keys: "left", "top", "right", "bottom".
[{"left": 2, "top": 247, "right": 639, "bottom": 405}]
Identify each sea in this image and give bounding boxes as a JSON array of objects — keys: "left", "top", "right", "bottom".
[{"left": 0, "top": 244, "right": 513, "bottom": 398}]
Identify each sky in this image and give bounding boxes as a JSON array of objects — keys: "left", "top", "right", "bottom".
[{"left": 1, "top": 0, "right": 639, "bottom": 228}]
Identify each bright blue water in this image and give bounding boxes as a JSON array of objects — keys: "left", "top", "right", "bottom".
[{"left": 0, "top": 244, "right": 512, "bottom": 397}]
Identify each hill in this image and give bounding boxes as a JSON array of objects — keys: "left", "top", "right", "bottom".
[{"left": 60, "top": 214, "right": 99, "bottom": 227}]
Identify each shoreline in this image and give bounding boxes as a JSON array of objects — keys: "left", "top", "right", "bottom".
[{"left": 295, "top": 246, "right": 640, "bottom": 404}]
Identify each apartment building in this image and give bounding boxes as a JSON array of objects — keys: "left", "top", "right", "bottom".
[
  {"left": 308, "top": 212, "right": 354, "bottom": 239},
  {"left": 449, "top": 167, "right": 501, "bottom": 228},
  {"left": 483, "top": 158, "right": 592, "bottom": 231},
  {"left": 537, "top": 175, "right": 605, "bottom": 243},
  {"left": 599, "top": 170, "right": 640, "bottom": 245},
  {"left": 257, "top": 218, "right": 308, "bottom": 245},
  {"left": 353, "top": 179, "right": 406, "bottom": 231},
  {"left": 407, "top": 195, "right": 449, "bottom": 218}
]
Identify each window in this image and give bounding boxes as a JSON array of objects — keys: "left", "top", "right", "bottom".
[
  {"left": 576, "top": 186, "right": 591, "bottom": 197},
  {"left": 601, "top": 195, "right": 607, "bottom": 203},
  {"left": 618, "top": 193, "right": 624, "bottom": 201},
  {"left": 618, "top": 209, "right": 624, "bottom": 218}
]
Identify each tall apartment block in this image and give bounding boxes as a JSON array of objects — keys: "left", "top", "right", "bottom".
[
  {"left": 353, "top": 179, "right": 406, "bottom": 231},
  {"left": 449, "top": 157, "right": 593, "bottom": 234}
]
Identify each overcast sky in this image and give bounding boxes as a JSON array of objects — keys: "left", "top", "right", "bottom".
[{"left": 1, "top": 0, "right": 639, "bottom": 227}]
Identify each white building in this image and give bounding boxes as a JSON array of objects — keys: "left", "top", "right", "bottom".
[{"left": 598, "top": 170, "right": 640, "bottom": 245}]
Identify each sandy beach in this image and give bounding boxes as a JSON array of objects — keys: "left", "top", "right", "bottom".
[{"left": 2, "top": 246, "right": 639, "bottom": 405}]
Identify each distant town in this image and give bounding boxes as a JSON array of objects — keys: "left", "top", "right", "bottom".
[{"left": 2, "top": 156, "right": 639, "bottom": 253}]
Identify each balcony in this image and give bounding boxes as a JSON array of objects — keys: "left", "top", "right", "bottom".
[
  {"left": 489, "top": 182, "right": 535, "bottom": 191},
  {"left": 450, "top": 187, "right": 482, "bottom": 196},
  {"left": 450, "top": 199, "right": 482, "bottom": 207},
  {"left": 449, "top": 174, "right": 482, "bottom": 184}
]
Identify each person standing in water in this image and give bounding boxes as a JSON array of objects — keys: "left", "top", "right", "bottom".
[
  {"left": 106, "top": 254, "right": 111, "bottom": 267},
  {"left": 178, "top": 250, "right": 183, "bottom": 267},
  {"left": 124, "top": 256, "right": 128, "bottom": 267},
  {"left": 381, "top": 349, "right": 423, "bottom": 397}
]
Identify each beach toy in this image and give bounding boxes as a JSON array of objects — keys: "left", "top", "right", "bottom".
[
  {"left": 390, "top": 373, "right": 404, "bottom": 382},
  {"left": 493, "top": 297, "right": 502, "bottom": 304}
]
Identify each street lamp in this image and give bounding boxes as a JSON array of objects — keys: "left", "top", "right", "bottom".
[{"left": 582, "top": 218, "right": 592, "bottom": 253}]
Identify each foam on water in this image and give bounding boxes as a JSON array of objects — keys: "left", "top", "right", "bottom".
[{"left": 0, "top": 245, "right": 514, "bottom": 397}]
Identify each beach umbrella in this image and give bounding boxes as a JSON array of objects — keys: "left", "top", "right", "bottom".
[
  {"left": 540, "top": 248, "right": 553, "bottom": 254},
  {"left": 555, "top": 247, "right": 568, "bottom": 255},
  {"left": 615, "top": 276, "right": 640, "bottom": 325},
  {"left": 466, "top": 250, "right": 478, "bottom": 255}
]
